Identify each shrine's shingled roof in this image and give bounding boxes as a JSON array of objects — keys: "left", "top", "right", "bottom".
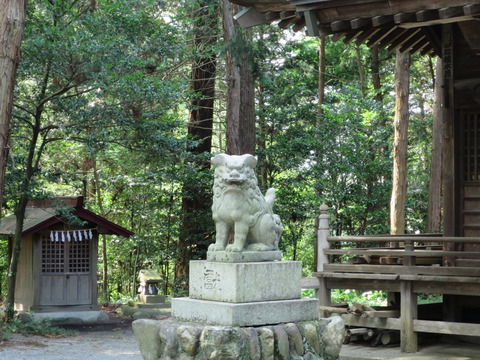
[
  {"left": 230, "top": 0, "right": 480, "bottom": 56},
  {"left": 0, "top": 196, "right": 133, "bottom": 238}
]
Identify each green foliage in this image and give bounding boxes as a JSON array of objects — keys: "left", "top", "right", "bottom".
[
  {"left": 331, "top": 289, "right": 387, "bottom": 307},
  {"left": 0, "top": 0, "right": 438, "bottom": 304},
  {"left": 0, "top": 317, "right": 77, "bottom": 338}
]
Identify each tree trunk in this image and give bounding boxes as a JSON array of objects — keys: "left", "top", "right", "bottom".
[
  {"left": 92, "top": 157, "right": 110, "bottom": 302},
  {"left": 390, "top": 50, "right": 411, "bottom": 235},
  {"left": 355, "top": 45, "right": 366, "bottom": 99},
  {"left": 427, "top": 57, "right": 444, "bottom": 233},
  {"left": 223, "top": 0, "right": 255, "bottom": 155},
  {"left": 371, "top": 45, "right": 383, "bottom": 102},
  {"left": 0, "top": 0, "right": 27, "bottom": 213},
  {"left": 175, "top": 0, "right": 217, "bottom": 290},
  {"left": 317, "top": 36, "right": 326, "bottom": 119},
  {"left": 6, "top": 193, "right": 28, "bottom": 319}
]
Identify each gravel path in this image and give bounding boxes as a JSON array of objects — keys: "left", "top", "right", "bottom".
[{"left": 0, "top": 320, "right": 142, "bottom": 360}]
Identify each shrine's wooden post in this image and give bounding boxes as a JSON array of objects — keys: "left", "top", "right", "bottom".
[
  {"left": 400, "top": 240, "right": 417, "bottom": 352},
  {"left": 317, "top": 203, "right": 330, "bottom": 307}
]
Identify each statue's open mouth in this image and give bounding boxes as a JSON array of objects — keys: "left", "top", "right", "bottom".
[{"left": 225, "top": 177, "right": 246, "bottom": 185}]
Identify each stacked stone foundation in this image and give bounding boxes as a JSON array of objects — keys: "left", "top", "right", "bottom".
[{"left": 133, "top": 317, "right": 344, "bottom": 360}]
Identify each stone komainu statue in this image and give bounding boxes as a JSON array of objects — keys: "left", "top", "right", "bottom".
[{"left": 209, "top": 153, "right": 283, "bottom": 252}]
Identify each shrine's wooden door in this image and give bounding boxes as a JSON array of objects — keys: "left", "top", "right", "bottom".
[{"left": 38, "top": 231, "right": 93, "bottom": 306}]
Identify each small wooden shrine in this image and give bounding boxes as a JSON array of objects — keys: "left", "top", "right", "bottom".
[{"left": 0, "top": 196, "right": 133, "bottom": 313}]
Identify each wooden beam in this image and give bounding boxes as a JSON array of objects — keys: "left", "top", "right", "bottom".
[
  {"left": 350, "top": 17, "right": 370, "bottom": 30},
  {"left": 438, "top": 6, "right": 464, "bottom": 19},
  {"left": 378, "top": 28, "right": 408, "bottom": 49},
  {"left": 330, "top": 20, "right": 351, "bottom": 32},
  {"left": 278, "top": 15, "right": 300, "bottom": 29},
  {"left": 331, "top": 33, "right": 345, "bottom": 42},
  {"left": 279, "top": 11, "right": 295, "bottom": 19},
  {"left": 422, "top": 26, "right": 442, "bottom": 57},
  {"left": 387, "top": 28, "right": 421, "bottom": 52},
  {"left": 341, "top": 314, "right": 401, "bottom": 330},
  {"left": 355, "top": 28, "right": 380, "bottom": 46},
  {"left": 304, "top": 10, "right": 319, "bottom": 36},
  {"left": 264, "top": 12, "right": 280, "bottom": 22},
  {"left": 322, "top": 264, "right": 480, "bottom": 276},
  {"left": 414, "top": 320, "right": 480, "bottom": 336},
  {"left": 342, "top": 31, "right": 361, "bottom": 44},
  {"left": 301, "top": 276, "right": 319, "bottom": 289},
  {"left": 394, "top": 12, "right": 417, "bottom": 24},
  {"left": 367, "top": 27, "right": 396, "bottom": 47},
  {"left": 410, "top": 40, "right": 433, "bottom": 55},
  {"left": 416, "top": 9, "right": 439, "bottom": 22},
  {"left": 234, "top": 7, "right": 267, "bottom": 28},
  {"left": 363, "top": 310, "right": 400, "bottom": 318},
  {"left": 372, "top": 15, "right": 394, "bottom": 27},
  {"left": 292, "top": 19, "right": 306, "bottom": 33},
  {"left": 399, "top": 32, "right": 426, "bottom": 53},
  {"left": 463, "top": 4, "right": 480, "bottom": 16}
]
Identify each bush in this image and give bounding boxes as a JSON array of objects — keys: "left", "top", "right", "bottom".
[{"left": 0, "top": 317, "right": 77, "bottom": 338}]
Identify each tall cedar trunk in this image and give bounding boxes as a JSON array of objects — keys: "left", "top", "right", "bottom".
[
  {"left": 0, "top": 0, "right": 26, "bottom": 212},
  {"left": 92, "top": 158, "right": 109, "bottom": 301},
  {"left": 355, "top": 45, "right": 366, "bottom": 99},
  {"left": 317, "top": 36, "right": 326, "bottom": 118},
  {"left": 390, "top": 50, "right": 411, "bottom": 235},
  {"left": 427, "top": 57, "right": 444, "bottom": 233},
  {"left": 257, "top": 83, "right": 268, "bottom": 187},
  {"left": 362, "top": 45, "right": 383, "bottom": 234},
  {"left": 175, "top": 1, "right": 217, "bottom": 290},
  {"left": 371, "top": 45, "right": 383, "bottom": 102},
  {"left": 223, "top": 0, "right": 255, "bottom": 155}
]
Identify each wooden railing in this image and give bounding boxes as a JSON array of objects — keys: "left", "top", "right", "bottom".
[{"left": 302, "top": 204, "right": 480, "bottom": 353}]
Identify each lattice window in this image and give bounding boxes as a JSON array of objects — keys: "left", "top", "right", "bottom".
[
  {"left": 69, "top": 238, "right": 90, "bottom": 273},
  {"left": 41, "top": 234, "right": 65, "bottom": 273},
  {"left": 464, "top": 112, "right": 480, "bottom": 181},
  {"left": 41, "top": 231, "right": 91, "bottom": 274}
]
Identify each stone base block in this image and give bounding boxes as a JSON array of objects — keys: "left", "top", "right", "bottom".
[
  {"left": 172, "top": 297, "right": 319, "bottom": 326},
  {"left": 30, "top": 310, "right": 109, "bottom": 324},
  {"left": 189, "top": 260, "right": 301, "bottom": 302},
  {"left": 206, "top": 250, "right": 282, "bottom": 263}
]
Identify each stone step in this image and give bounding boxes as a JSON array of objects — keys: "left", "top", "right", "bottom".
[
  {"left": 136, "top": 303, "right": 171, "bottom": 309},
  {"left": 137, "top": 295, "right": 166, "bottom": 304}
]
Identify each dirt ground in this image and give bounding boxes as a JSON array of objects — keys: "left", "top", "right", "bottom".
[{"left": 0, "top": 312, "right": 143, "bottom": 360}]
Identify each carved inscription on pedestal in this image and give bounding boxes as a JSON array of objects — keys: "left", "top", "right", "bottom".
[{"left": 204, "top": 268, "right": 221, "bottom": 290}]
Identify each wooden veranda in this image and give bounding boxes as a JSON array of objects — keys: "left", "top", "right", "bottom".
[
  {"left": 302, "top": 205, "right": 480, "bottom": 353},
  {"left": 228, "top": 0, "right": 480, "bottom": 354}
]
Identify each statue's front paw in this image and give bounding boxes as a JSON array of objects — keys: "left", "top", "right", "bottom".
[
  {"left": 226, "top": 244, "right": 243, "bottom": 252},
  {"left": 208, "top": 243, "right": 225, "bottom": 252}
]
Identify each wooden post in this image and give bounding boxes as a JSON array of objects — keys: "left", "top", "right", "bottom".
[
  {"left": 317, "top": 203, "right": 331, "bottom": 306},
  {"left": 401, "top": 240, "right": 417, "bottom": 352}
]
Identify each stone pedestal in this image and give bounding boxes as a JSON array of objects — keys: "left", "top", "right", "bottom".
[
  {"left": 189, "top": 260, "right": 301, "bottom": 302},
  {"left": 172, "top": 258, "right": 319, "bottom": 327}
]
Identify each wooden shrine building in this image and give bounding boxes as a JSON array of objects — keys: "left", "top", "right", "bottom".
[
  {"left": 229, "top": 0, "right": 480, "bottom": 353},
  {"left": 0, "top": 197, "right": 133, "bottom": 313}
]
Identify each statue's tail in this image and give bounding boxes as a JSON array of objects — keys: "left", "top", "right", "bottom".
[{"left": 265, "top": 188, "right": 276, "bottom": 208}]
